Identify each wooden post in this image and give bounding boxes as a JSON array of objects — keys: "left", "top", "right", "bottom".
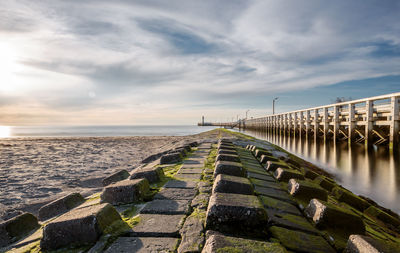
[
  {"left": 294, "top": 112, "right": 298, "bottom": 137},
  {"left": 314, "top": 109, "right": 319, "bottom": 140},
  {"left": 299, "top": 111, "right": 304, "bottom": 137},
  {"left": 390, "top": 96, "right": 400, "bottom": 149},
  {"left": 348, "top": 103, "right": 355, "bottom": 143},
  {"left": 306, "top": 110, "right": 311, "bottom": 137},
  {"left": 323, "top": 107, "right": 329, "bottom": 140},
  {"left": 334, "top": 105, "right": 339, "bottom": 141},
  {"left": 365, "top": 100, "right": 373, "bottom": 146}
]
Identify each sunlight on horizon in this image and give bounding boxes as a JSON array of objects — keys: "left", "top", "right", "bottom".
[{"left": 0, "top": 126, "right": 11, "bottom": 138}]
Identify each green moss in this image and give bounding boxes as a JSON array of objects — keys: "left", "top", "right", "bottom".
[
  {"left": 216, "top": 237, "right": 287, "bottom": 253},
  {"left": 96, "top": 204, "right": 123, "bottom": 232}
]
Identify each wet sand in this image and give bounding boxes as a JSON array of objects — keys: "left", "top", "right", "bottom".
[{"left": 0, "top": 131, "right": 219, "bottom": 221}]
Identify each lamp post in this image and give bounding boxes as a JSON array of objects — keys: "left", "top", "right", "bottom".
[{"left": 273, "top": 97, "right": 279, "bottom": 115}]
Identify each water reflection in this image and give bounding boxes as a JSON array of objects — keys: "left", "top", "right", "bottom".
[{"left": 239, "top": 129, "right": 400, "bottom": 214}]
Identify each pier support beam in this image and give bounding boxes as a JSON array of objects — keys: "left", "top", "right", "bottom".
[
  {"left": 323, "top": 107, "right": 329, "bottom": 140},
  {"left": 365, "top": 100, "right": 373, "bottom": 147},
  {"left": 333, "top": 106, "right": 339, "bottom": 141},
  {"left": 348, "top": 103, "right": 356, "bottom": 144},
  {"left": 314, "top": 110, "right": 319, "bottom": 140},
  {"left": 390, "top": 96, "right": 400, "bottom": 149}
]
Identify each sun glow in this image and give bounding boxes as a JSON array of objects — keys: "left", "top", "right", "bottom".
[{"left": 0, "top": 126, "right": 11, "bottom": 138}]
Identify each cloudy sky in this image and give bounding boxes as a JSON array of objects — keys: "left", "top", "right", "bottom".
[{"left": 1, "top": 0, "right": 400, "bottom": 125}]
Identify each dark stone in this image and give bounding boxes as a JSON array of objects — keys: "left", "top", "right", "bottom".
[
  {"left": 250, "top": 146, "right": 257, "bottom": 152},
  {"left": 254, "top": 186, "right": 295, "bottom": 204},
  {"left": 130, "top": 166, "right": 164, "bottom": 183},
  {"left": 141, "top": 152, "right": 164, "bottom": 163},
  {"left": 265, "top": 161, "right": 290, "bottom": 172},
  {"left": 269, "top": 226, "right": 335, "bottom": 253},
  {"left": 260, "top": 154, "right": 279, "bottom": 164},
  {"left": 202, "top": 233, "right": 287, "bottom": 253},
  {"left": 178, "top": 168, "right": 203, "bottom": 174},
  {"left": 216, "top": 154, "right": 240, "bottom": 163},
  {"left": 154, "top": 188, "right": 198, "bottom": 200},
  {"left": 205, "top": 193, "right": 268, "bottom": 234},
  {"left": 102, "top": 169, "right": 130, "bottom": 186},
  {"left": 38, "top": 193, "right": 85, "bottom": 221},
  {"left": 105, "top": 237, "right": 178, "bottom": 253},
  {"left": 274, "top": 168, "right": 305, "bottom": 182},
  {"left": 267, "top": 210, "right": 320, "bottom": 235},
  {"left": 345, "top": 234, "right": 400, "bottom": 253},
  {"left": 254, "top": 149, "right": 272, "bottom": 159},
  {"left": 212, "top": 174, "right": 254, "bottom": 195},
  {"left": 129, "top": 214, "right": 185, "bottom": 237},
  {"left": 140, "top": 199, "right": 190, "bottom": 215},
  {"left": 160, "top": 153, "right": 182, "bottom": 164},
  {"left": 214, "top": 161, "right": 245, "bottom": 177},
  {"left": 260, "top": 195, "right": 302, "bottom": 216},
  {"left": 288, "top": 179, "right": 327, "bottom": 202},
  {"left": 175, "top": 145, "right": 191, "bottom": 153},
  {"left": 250, "top": 179, "right": 283, "bottom": 190},
  {"left": 305, "top": 199, "right": 365, "bottom": 234},
  {"left": 101, "top": 178, "right": 149, "bottom": 205},
  {"left": 331, "top": 187, "right": 370, "bottom": 211},
  {"left": 304, "top": 169, "right": 320, "bottom": 180},
  {"left": 364, "top": 206, "right": 400, "bottom": 227},
  {"left": 176, "top": 173, "right": 202, "bottom": 180},
  {"left": 191, "top": 193, "right": 210, "bottom": 210},
  {"left": 0, "top": 213, "right": 39, "bottom": 247},
  {"left": 164, "top": 180, "right": 197, "bottom": 189},
  {"left": 313, "top": 176, "right": 336, "bottom": 191},
  {"left": 218, "top": 149, "right": 237, "bottom": 155},
  {"left": 40, "top": 203, "right": 121, "bottom": 250},
  {"left": 187, "top": 141, "right": 199, "bottom": 147},
  {"left": 247, "top": 172, "right": 275, "bottom": 182},
  {"left": 178, "top": 215, "right": 204, "bottom": 253},
  {"left": 217, "top": 145, "right": 236, "bottom": 151}
]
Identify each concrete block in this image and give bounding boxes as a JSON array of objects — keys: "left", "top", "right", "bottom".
[
  {"left": 129, "top": 214, "right": 185, "bottom": 237},
  {"left": 160, "top": 152, "right": 182, "bottom": 164},
  {"left": 202, "top": 233, "right": 287, "bottom": 253},
  {"left": 288, "top": 179, "right": 327, "bottom": 202},
  {"left": 269, "top": 226, "right": 335, "bottom": 253},
  {"left": 254, "top": 149, "right": 272, "bottom": 159},
  {"left": 216, "top": 154, "right": 240, "bottom": 163},
  {"left": 212, "top": 174, "right": 254, "bottom": 195},
  {"left": 247, "top": 172, "right": 275, "bottom": 181},
  {"left": 265, "top": 161, "right": 290, "bottom": 172},
  {"left": 345, "top": 234, "right": 400, "bottom": 253},
  {"left": 331, "top": 187, "right": 370, "bottom": 211},
  {"left": 267, "top": 210, "right": 319, "bottom": 235},
  {"left": 313, "top": 176, "right": 336, "bottom": 191},
  {"left": 164, "top": 179, "right": 198, "bottom": 189},
  {"left": 364, "top": 206, "right": 400, "bottom": 227},
  {"left": 217, "top": 149, "right": 237, "bottom": 155},
  {"left": 217, "top": 144, "right": 236, "bottom": 151},
  {"left": 260, "top": 154, "right": 279, "bottom": 164},
  {"left": 102, "top": 169, "right": 130, "bottom": 186},
  {"left": 130, "top": 166, "right": 164, "bottom": 183},
  {"left": 38, "top": 192, "right": 85, "bottom": 221},
  {"left": 0, "top": 213, "right": 39, "bottom": 248},
  {"left": 205, "top": 193, "right": 268, "bottom": 234},
  {"left": 140, "top": 199, "right": 190, "bottom": 215},
  {"left": 41, "top": 203, "right": 121, "bottom": 250},
  {"left": 178, "top": 215, "right": 205, "bottom": 253},
  {"left": 254, "top": 186, "right": 295, "bottom": 204},
  {"left": 305, "top": 199, "right": 365, "bottom": 234},
  {"left": 154, "top": 188, "right": 197, "bottom": 200},
  {"left": 260, "top": 195, "right": 302, "bottom": 216},
  {"left": 191, "top": 193, "right": 210, "bottom": 210},
  {"left": 105, "top": 237, "right": 178, "bottom": 253},
  {"left": 274, "top": 168, "right": 305, "bottom": 182},
  {"left": 214, "top": 160, "right": 245, "bottom": 177},
  {"left": 303, "top": 168, "right": 320, "bottom": 180},
  {"left": 101, "top": 178, "right": 149, "bottom": 205}
]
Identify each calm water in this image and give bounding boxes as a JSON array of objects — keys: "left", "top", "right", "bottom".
[
  {"left": 237, "top": 129, "right": 400, "bottom": 214},
  {"left": 1, "top": 125, "right": 218, "bottom": 137}
]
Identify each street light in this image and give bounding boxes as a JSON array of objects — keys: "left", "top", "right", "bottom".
[
  {"left": 246, "top": 110, "right": 250, "bottom": 119},
  {"left": 273, "top": 97, "right": 279, "bottom": 115}
]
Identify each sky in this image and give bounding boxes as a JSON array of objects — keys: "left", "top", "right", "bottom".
[{"left": 0, "top": 0, "right": 400, "bottom": 125}]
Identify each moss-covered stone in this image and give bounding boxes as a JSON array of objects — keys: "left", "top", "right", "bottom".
[
  {"left": 287, "top": 179, "right": 327, "bottom": 203},
  {"left": 38, "top": 193, "right": 85, "bottom": 221},
  {"left": 130, "top": 166, "right": 164, "bottom": 183},
  {"left": 203, "top": 233, "right": 287, "bottom": 253},
  {"left": 0, "top": 213, "right": 39, "bottom": 247},
  {"left": 40, "top": 203, "right": 122, "bottom": 250},
  {"left": 274, "top": 168, "right": 305, "bottom": 182},
  {"left": 269, "top": 226, "right": 335, "bottom": 253},
  {"left": 260, "top": 196, "right": 301, "bottom": 216},
  {"left": 346, "top": 234, "right": 400, "bottom": 253},
  {"left": 364, "top": 206, "right": 400, "bottom": 228},
  {"left": 266, "top": 161, "right": 290, "bottom": 172},
  {"left": 214, "top": 161, "right": 246, "bottom": 178},
  {"left": 331, "top": 187, "right": 370, "bottom": 212},
  {"left": 102, "top": 169, "right": 130, "bottom": 186},
  {"left": 267, "top": 210, "right": 320, "bottom": 235},
  {"left": 260, "top": 154, "right": 279, "bottom": 164},
  {"left": 101, "top": 178, "right": 150, "bottom": 205},
  {"left": 313, "top": 176, "right": 336, "bottom": 191},
  {"left": 212, "top": 174, "right": 254, "bottom": 195}
]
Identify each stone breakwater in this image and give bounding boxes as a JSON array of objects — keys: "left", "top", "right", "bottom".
[{"left": 0, "top": 129, "right": 399, "bottom": 252}]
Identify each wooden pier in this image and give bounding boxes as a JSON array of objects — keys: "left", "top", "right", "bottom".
[{"left": 221, "top": 93, "right": 400, "bottom": 148}]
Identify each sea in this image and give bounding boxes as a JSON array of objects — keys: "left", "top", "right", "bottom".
[{"left": 2, "top": 125, "right": 218, "bottom": 137}]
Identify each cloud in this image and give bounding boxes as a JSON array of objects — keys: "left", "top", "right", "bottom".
[{"left": 1, "top": 0, "right": 400, "bottom": 125}]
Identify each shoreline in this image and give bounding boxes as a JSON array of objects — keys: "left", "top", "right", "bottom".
[{"left": 0, "top": 131, "right": 219, "bottom": 221}]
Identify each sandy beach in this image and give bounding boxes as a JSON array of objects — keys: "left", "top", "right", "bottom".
[{"left": 0, "top": 131, "right": 219, "bottom": 221}]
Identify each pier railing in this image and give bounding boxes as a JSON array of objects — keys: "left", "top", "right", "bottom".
[{"left": 222, "top": 92, "right": 400, "bottom": 148}]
